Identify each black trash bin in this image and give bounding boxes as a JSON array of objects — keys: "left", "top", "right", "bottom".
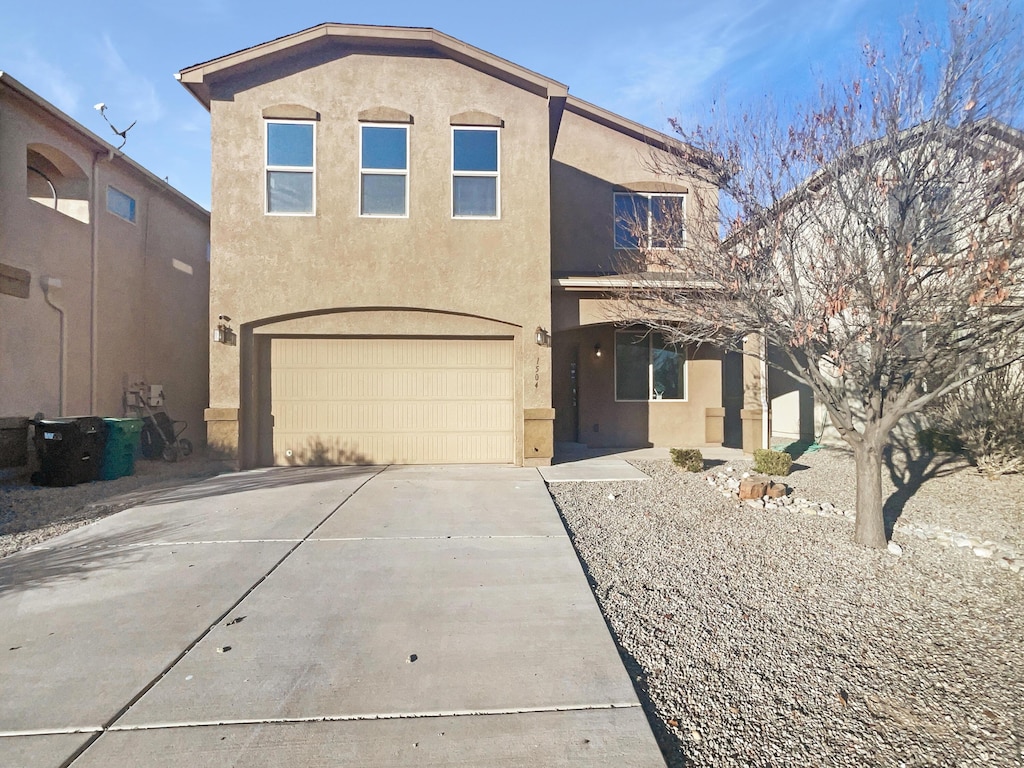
[{"left": 31, "top": 417, "right": 108, "bottom": 487}]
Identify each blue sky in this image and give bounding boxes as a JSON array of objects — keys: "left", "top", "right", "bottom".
[{"left": 2, "top": 0, "right": 957, "bottom": 209}]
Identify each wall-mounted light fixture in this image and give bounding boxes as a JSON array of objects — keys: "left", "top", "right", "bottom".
[
  {"left": 594, "top": 342, "right": 602, "bottom": 358},
  {"left": 213, "top": 314, "right": 236, "bottom": 346},
  {"left": 534, "top": 326, "right": 551, "bottom": 347}
]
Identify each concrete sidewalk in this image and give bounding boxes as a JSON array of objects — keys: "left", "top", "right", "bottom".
[{"left": 0, "top": 465, "right": 665, "bottom": 766}]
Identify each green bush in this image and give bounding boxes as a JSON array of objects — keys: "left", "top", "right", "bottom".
[
  {"left": 753, "top": 448, "right": 793, "bottom": 476},
  {"left": 670, "top": 448, "right": 704, "bottom": 472}
]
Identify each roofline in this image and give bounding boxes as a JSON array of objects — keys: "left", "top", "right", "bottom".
[
  {"left": 176, "top": 23, "right": 569, "bottom": 110},
  {"left": 0, "top": 71, "right": 209, "bottom": 219},
  {"left": 565, "top": 95, "right": 728, "bottom": 178}
]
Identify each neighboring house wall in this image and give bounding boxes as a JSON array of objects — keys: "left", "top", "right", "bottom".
[
  {"left": 0, "top": 74, "right": 210, "bottom": 447},
  {"left": 188, "top": 33, "right": 555, "bottom": 467}
]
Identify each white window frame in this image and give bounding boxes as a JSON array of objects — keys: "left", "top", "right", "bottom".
[
  {"left": 106, "top": 185, "right": 136, "bottom": 224},
  {"left": 614, "top": 330, "right": 688, "bottom": 402},
  {"left": 265, "top": 119, "right": 316, "bottom": 217},
  {"left": 451, "top": 126, "right": 500, "bottom": 220},
  {"left": 359, "top": 123, "right": 410, "bottom": 218},
  {"left": 613, "top": 191, "right": 686, "bottom": 249}
]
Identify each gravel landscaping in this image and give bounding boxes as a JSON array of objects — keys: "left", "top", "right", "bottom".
[
  {"left": 0, "top": 458, "right": 231, "bottom": 558},
  {"left": 548, "top": 448, "right": 1023, "bottom": 768}
]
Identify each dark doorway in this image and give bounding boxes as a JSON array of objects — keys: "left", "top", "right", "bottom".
[{"left": 722, "top": 351, "right": 743, "bottom": 448}]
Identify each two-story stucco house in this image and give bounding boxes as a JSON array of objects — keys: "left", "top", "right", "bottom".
[
  {"left": 176, "top": 23, "right": 763, "bottom": 468},
  {"left": 0, "top": 72, "right": 210, "bottom": 460}
]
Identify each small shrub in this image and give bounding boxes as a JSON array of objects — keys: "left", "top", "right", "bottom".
[
  {"left": 917, "top": 428, "right": 963, "bottom": 454},
  {"left": 753, "top": 448, "right": 792, "bottom": 476},
  {"left": 670, "top": 448, "right": 704, "bottom": 472},
  {"left": 927, "top": 365, "right": 1024, "bottom": 479}
]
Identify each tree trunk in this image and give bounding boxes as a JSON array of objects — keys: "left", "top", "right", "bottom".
[{"left": 853, "top": 439, "right": 887, "bottom": 548}]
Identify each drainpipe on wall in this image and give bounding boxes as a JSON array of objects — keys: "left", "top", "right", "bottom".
[
  {"left": 40, "top": 277, "right": 66, "bottom": 416},
  {"left": 89, "top": 149, "right": 114, "bottom": 413}
]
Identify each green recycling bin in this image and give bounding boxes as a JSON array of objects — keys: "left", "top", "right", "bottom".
[{"left": 100, "top": 418, "right": 144, "bottom": 480}]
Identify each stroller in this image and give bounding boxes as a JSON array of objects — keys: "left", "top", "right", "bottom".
[{"left": 124, "top": 384, "right": 193, "bottom": 462}]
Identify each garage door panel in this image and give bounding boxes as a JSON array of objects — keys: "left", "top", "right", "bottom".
[{"left": 271, "top": 338, "right": 515, "bottom": 465}]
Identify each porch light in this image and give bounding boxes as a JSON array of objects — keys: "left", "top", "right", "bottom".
[
  {"left": 534, "top": 326, "right": 551, "bottom": 347},
  {"left": 213, "top": 314, "right": 236, "bottom": 346},
  {"left": 594, "top": 342, "right": 602, "bottom": 358}
]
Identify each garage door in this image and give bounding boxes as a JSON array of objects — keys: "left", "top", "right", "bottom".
[{"left": 271, "top": 337, "right": 515, "bottom": 465}]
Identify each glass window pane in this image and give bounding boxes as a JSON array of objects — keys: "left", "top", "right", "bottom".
[
  {"left": 616, "top": 332, "right": 649, "bottom": 400},
  {"left": 453, "top": 129, "right": 497, "bottom": 171},
  {"left": 651, "top": 196, "right": 685, "bottom": 248},
  {"left": 361, "top": 174, "right": 406, "bottom": 215},
  {"left": 614, "top": 193, "right": 648, "bottom": 248},
  {"left": 453, "top": 176, "right": 497, "bottom": 216},
  {"left": 362, "top": 126, "right": 407, "bottom": 170},
  {"left": 267, "top": 123, "right": 313, "bottom": 167},
  {"left": 652, "top": 333, "right": 685, "bottom": 399},
  {"left": 107, "top": 186, "right": 136, "bottom": 222},
  {"left": 267, "top": 171, "right": 313, "bottom": 213}
]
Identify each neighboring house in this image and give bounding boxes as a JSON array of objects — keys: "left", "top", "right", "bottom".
[
  {"left": 176, "top": 23, "right": 762, "bottom": 468},
  {"left": 0, "top": 73, "right": 210, "bottom": 450},
  {"left": 762, "top": 120, "right": 1024, "bottom": 448}
]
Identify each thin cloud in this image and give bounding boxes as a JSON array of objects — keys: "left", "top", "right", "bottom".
[
  {"left": 97, "top": 33, "right": 164, "bottom": 125},
  {"left": 6, "top": 44, "right": 82, "bottom": 113}
]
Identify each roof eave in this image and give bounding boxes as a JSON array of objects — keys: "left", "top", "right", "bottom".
[{"left": 175, "top": 23, "right": 569, "bottom": 111}]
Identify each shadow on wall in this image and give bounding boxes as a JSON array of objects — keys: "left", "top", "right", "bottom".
[{"left": 282, "top": 438, "right": 372, "bottom": 467}]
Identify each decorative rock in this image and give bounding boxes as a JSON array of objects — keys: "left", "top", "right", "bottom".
[
  {"left": 746, "top": 499, "right": 765, "bottom": 509},
  {"left": 766, "top": 482, "right": 788, "bottom": 499},
  {"left": 887, "top": 542, "right": 903, "bottom": 556},
  {"left": 973, "top": 547, "right": 994, "bottom": 559},
  {"left": 739, "top": 476, "right": 770, "bottom": 500}
]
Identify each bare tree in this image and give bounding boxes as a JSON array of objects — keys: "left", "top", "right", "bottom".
[{"left": 617, "top": 2, "right": 1024, "bottom": 547}]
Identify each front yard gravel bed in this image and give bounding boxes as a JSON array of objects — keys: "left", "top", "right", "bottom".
[{"left": 547, "top": 458, "right": 1023, "bottom": 768}]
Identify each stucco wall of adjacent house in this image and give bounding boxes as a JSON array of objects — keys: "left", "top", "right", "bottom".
[
  {"left": 0, "top": 81, "right": 210, "bottom": 451},
  {"left": 203, "top": 42, "right": 553, "bottom": 465}
]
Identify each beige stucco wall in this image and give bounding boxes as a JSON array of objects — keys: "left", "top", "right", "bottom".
[
  {"left": 0, "top": 83, "right": 210, "bottom": 449},
  {"left": 547, "top": 109, "right": 728, "bottom": 449},
  {"left": 204, "top": 43, "right": 553, "bottom": 465}
]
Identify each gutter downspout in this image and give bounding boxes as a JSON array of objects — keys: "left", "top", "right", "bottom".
[{"left": 40, "top": 278, "right": 65, "bottom": 416}]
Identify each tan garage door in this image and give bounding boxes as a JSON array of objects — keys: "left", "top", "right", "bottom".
[{"left": 271, "top": 337, "right": 515, "bottom": 465}]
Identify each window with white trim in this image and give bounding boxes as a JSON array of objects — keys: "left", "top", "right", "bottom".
[
  {"left": 614, "top": 192, "right": 685, "bottom": 249},
  {"left": 615, "top": 330, "right": 686, "bottom": 401},
  {"left": 452, "top": 127, "right": 499, "bottom": 218},
  {"left": 360, "top": 124, "right": 408, "bottom": 216},
  {"left": 266, "top": 120, "right": 314, "bottom": 215},
  {"left": 106, "top": 185, "right": 136, "bottom": 223}
]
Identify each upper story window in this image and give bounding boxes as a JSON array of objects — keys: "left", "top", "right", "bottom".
[
  {"left": 614, "top": 192, "right": 685, "bottom": 249},
  {"left": 615, "top": 330, "right": 687, "bottom": 401},
  {"left": 266, "top": 120, "right": 315, "bottom": 215},
  {"left": 107, "top": 186, "right": 136, "bottom": 223},
  {"left": 360, "top": 124, "right": 408, "bottom": 217},
  {"left": 452, "top": 127, "right": 499, "bottom": 218}
]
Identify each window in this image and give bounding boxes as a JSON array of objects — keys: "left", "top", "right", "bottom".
[
  {"left": 615, "top": 331, "right": 686, "bottom": 401},
  {"left": 266, "top": 120, "right": 314, "bottom": 214},
  {"left": 360, "top": 125, "right": 408, "bottom": 216},
  {"left": 106, "top": 186, "right": 136, "bottom": 223},
  {"left": 453, "top": 127, "right": 499, "bottom": 217},
  {"left": 614, "top": 192, "right": 685, "bottom": 249}
]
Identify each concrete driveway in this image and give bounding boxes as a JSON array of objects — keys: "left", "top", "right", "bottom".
[{"left": 0, "top": 465, "right": 665, "bottom": 767}]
